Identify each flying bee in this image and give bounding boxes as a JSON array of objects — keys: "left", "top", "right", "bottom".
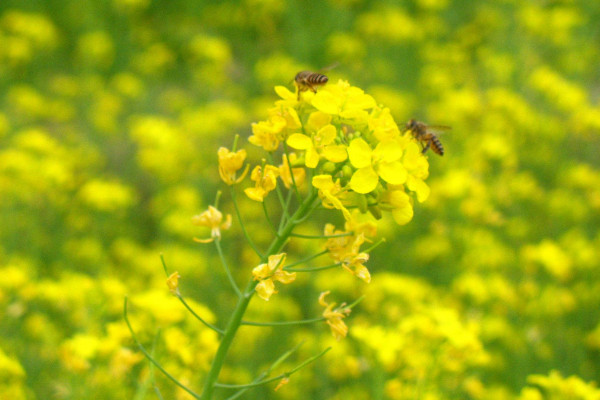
[
  {"left": 294, "top": 71, "right": 329, "bottom": 99},
  {"left": 405, "top": 119, "right": 450, "bottom": 156},
  {"left": 293, "top": 63, "right": 338, "bottom": 100}
]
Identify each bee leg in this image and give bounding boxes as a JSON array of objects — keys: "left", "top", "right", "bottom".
[{"left": 421, "top": 142, "right": 430, "bottom": 154}]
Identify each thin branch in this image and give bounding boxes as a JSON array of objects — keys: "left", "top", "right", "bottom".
[
  {"left": 215, "top": 238, "right": 242, "bottom": 298},
  {"left": 241, "top": 316, "right": 325, "bottom": 327},
  {"left": 225, "top": 342, "right": 305, "bottom": 400},
  {"left": 215, "top": 347, "right": 331, "bottom": 389},
  {"left": 285, "top": 262, "right": 341, "bottom": 273},
  {"left": 261, "top": 201, "right": 280, "bottom": 236},
  {"left": 283, "top": 250, "right": 328, "bottom": 269},
  {"left": 290, "top": 232, "right": 353, "bottom": 239},
  {"left": 231, "top": 187, "right": 263, "bottom": 258},
  {"left": 160, "top": 255, "right": 224, "bottom": 335},
  {"left": 176, "top": 295, "right": 225, "bottom": 335},
  {"left": 123, "top": 297, "right": 202, "bottom": 400}
]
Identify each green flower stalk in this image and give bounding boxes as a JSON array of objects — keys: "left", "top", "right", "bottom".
[{"left": 126, "top": 77, "right": 434, "bottom": 399}]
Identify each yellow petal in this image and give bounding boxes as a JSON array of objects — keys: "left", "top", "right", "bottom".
[
  {"left": 312, "top": 175, "right": 333, "bottom": 189},
  {"left": 392, "top": 201, "right": 414, "bottom": 225},
  {"left": 244, "top": 187, "right": 266, "bottom": 202},
  {"left": 347, "top": 138, "right": 372, "bottom": 169},
  {"left": 312, "top": 90, "right": 340, "bottom": 114},
  {"left": 287, "top": 133, "right": 312, "bottom": 150},
  {"left": 377, "top": 161, "right": 408, "bottom": 185},
  {"left": 407, "top": 176, "right": 430, "bottom": 202},
  {"left": 255, "top": 279, "right": 275, "bottom": 301},
  {"left": 316, "top": 124, "right": 337, "bottom": 145},
  {"left": 252, "top": 262, "right": 272, "bottom": 280},
  {"left": 350, "top": 167, "right": 379, "bottom": 194},
  {"left": 305, "top": 146, "right": 320, "bottom": 168},
  {"left": 274, "top": 85, "right": 296, "bottom": 100},
  {"left": 373, "top": 140, "right": 403, "bottom": 162},
  {"left": 273, "top": 270, "right": 296, "bottom": 284},
  {"left": 307, "top": 111, "right": 332, "bottom": 130},
  {"left": 322, "top": 145, "right": 348, "bottom": 162}
]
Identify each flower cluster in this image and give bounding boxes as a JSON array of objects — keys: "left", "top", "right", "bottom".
[{"left": 243, "top": 79, "right": 431, "bottom": 225}]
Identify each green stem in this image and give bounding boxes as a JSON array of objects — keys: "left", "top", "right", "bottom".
[
  {"left": 230, "top": 187, "right": 263, "bottom": 258},
  {"left": 124, "top": 298, "right": 202, "bottom": 399},
  {"left": 241, "top": 316, "right": 325, "bottom": 327},
  {"left": 215, "top": 238, "right": 242, "bottom": 298},
  {"left": 285, "top": 262, "right": 340, "bottom": 273},
  {"left": 199, "top": 190, "right": 319, "bottom": 399},
  {"left": 283, "top": 249, "right": 328, "bottom": 269}
]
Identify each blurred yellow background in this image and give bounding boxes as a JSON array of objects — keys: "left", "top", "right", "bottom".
[{"left": 1, "top": 0, "right": 600, "bottom": 399}]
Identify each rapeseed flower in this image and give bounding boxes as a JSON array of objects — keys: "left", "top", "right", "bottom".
[
  {"left": 324, "top": 223, "right": 371, "bottom": 283},
  {"left": 312, "top": 175, "right": 351, "bottom": 220},
  {"left": 217, "top": 147, "right": 249, "bottom": 185},
  {"left": 244, "top": 164, "right": 279, "bottom": 202},
  {"left": 319, "top": 291, "right": 351, "bottom": 341},
  {"left": 287, "top": 111, "right": 347, "bottom": 168},
  {"left": 192, "top": 206, "right": 232, "bottom": 243},
  {"left": 347, "top": 137, "right": 408, "bottom": 194},
  {"left": 252, "top": 253, "right": 296, "bottom": 301},
  {"left": 166, "top": 271, "right": 180, "bottom": 296},
  {"left": 249, "top": 80, "right": 432, "bottom": 225}
]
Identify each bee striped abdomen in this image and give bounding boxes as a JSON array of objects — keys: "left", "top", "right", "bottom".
[
  {"left": 430, "top": 136, "right": 444, "bottom": 156},
  {"left": 307, "top": 73, "right": 328, "bottom": 84},
  {"left": 295, "top": 71, "right": 330, "bottom": 99}
]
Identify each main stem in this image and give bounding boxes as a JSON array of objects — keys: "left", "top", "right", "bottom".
[{"left": 199, "top": 190, "right": 318, "bottom": 399}]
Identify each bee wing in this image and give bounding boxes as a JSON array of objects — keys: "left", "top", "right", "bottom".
[
  {"left": 427, "top": 125, "right": 451, "bottom": 130},
  {"left": 319, "top": 62, "right": 340, "bottom": 73},
  {"left": 426, "top": 125, "right": 451, "bottom": 136}
]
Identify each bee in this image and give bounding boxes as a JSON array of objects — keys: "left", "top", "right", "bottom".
[
  {"left": 294, "top": 71, "right": 329, "bottom": 99},
  {"left": 405, "top": 119, "right": 450, "bottom": 156}
]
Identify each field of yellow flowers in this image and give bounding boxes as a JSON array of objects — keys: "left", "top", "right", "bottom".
[{"left": 2, "top": 0, "right": 600, "bottom": 399}]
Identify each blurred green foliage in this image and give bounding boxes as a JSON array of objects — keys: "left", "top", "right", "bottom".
[{"left": 1, "top": 0, "right": 600, "bottom": 399}]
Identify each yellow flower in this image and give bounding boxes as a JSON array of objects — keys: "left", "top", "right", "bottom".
[
  {"left": 347, "top": 137, "right": 408, "bottom": 194},
  {"left": 324, "top": 224, "right": 371, "bottom": 283},
  {"left": 252, "top": 253, "right": 296, "bottom": 301},
  {"left": 402, "top": 141, "right": 431, "bottom": 202},
  {"left": 249, "top": 116, "right": 286, "bottom": 151},
  {"left": 368, "top": 107, "right": 402, "bottom": 141},
  {"left": 218, "top": 147, "right": 249, "bottom": 185},
  {"left": 166, "top": 271, "right": 180, "bottom": 296},
  {"left": 287, "top": 122, "right": 347, "bottom": 168},
  {"left": 279, "top": 153, "right": 306, "bottom": 189},
  {"left": 382, "top": 188, "right": 414, "bottom": 225},
  {"left": 192, "top": 206, "right": 232, "bottom": 243},
  {"left": 245, "top": 164, "right": 280, "bottom": 202},
  {"left": 312, "top": 175, "right": 351, "bottom": 220},
  {"left": 312, "top": 80, "right": 376, "bottom": 122},
  {"left": 319, "top": 291, "right": 351, "bottom": 341}
]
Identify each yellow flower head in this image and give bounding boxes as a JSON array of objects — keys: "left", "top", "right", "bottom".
[
  {"left": 218, "top": 147, "right": 249, "bottom": 185},
  {"left": 244, "top": 164, "right": 280, "bottom": 202},
  {"left": 249, "top": 116, "right": 286, "bottom": 151},
  {"left": 312, "top": 175, "right": 351, "bottom": 220},
  {"left": 192, "top": 206, "right": 232, "bottom": 243},
  {"left": 248, "top": 79, "right": 433, "bottom": 226},
  {"left": 287, "top": 114, "right": 348, "bottom": 168},
  {"left": 166, "top": 271, "right": 181, "bottom": 296},
  {"left": 252, "top": 253, "right": 296, "bottom": 301},
  {"left": 319, "top": 291, "right": 351, "bottom": 341},
  {"left": 347, "top": 137, "right": 409, "bottom": 194},
  {"left": 324, "top": 224, "right": 371, "bottom": 283}
]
